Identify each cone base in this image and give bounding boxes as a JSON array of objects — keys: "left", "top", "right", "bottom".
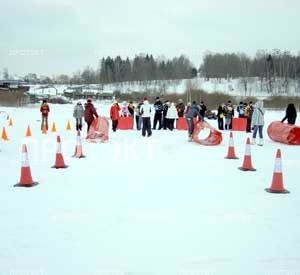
[
  {"left": 265, "top": 188, "right": 290, "bottom": 194},
  {"left": 51, "top": 165, "right": 69, "bottom": 169},
  {"left": 238, "top": 167, "right": 257, "bottom": 171},
  {"left": 225, "top": 156, "right": 239, "bottom": 159},
  {"left": 72, "top": 155, "right": 86, "bottom": 158},
  {"left": 14, "top": 181, "right": 39, "bottom": 188}
]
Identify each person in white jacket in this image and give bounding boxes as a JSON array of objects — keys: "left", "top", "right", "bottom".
[
  {"left": 139, "top": 98, "right": 152, "bottom": 137},
  {"left": 166, "top": 102, "right": 178, "bottom": 131}
]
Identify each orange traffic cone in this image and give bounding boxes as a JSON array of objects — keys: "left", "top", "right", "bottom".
[
  {"left": 265, "top": 149, "right": 290, "bottom": 193},
  {"left": 73, "top": 131, "right": 86, "bottom": 158},
  {"left": 14, "top": 144, "right": 39, "bottom": 187},
  {"left": 238, "top": 137, "right": 256, "bottom": 171},
  {"left": 26, "top": 125, "right": 32, "bottom": 137},
  {"left": 51, "top": 122, "right": 57, "bottom": 132},
  {"left": 225, "top": 132, "right": 239, "bottom": 159},
  {"left": 52, "top": 135, "right": 68, "bottom": 169},
  {"left": 66, "top": 120, "right": 71, "bottom": 131},
  {"left": 1, "top": 127, "right": 9, "bottom": 141},
  {"left": 8, "top": 118, "right": 13, "bottom": 126}
]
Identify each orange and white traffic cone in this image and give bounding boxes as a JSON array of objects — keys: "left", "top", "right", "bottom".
[
  {"left": 26, "top": 125, "right": 32, "bottom": 137},
  {"left": 51, "top": 135, "right": 68, "bottom": 169},
  {"left": 14, "top": 144, "right": 39, "bottom": 187},
  {"left": 238, "top": 137, "right": 256, "bottom": 171},
  {"left": 1, "top": 127, "right": 9, "bottom": 141},
  {"left": 66, "top": 120, "right": 71, "bottom": 131},
  {"left": 73, "top": 131, "right": 85, "bottom": 158},
  {"left": 265, "top": 149, "right": 289, "bottom": 193},
  {"left": 51, "top": 122, "right": 57, "bottom": 132},
  {"left": 225, "top": 132, "right": 239, "bottom": 159},
  {"left": 8, "top": 118, "right": 13, "bottom": 127}
]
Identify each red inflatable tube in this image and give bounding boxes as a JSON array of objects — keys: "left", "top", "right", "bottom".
[
  {"left": 267, "top": 121, "right": 300, "bottom": 145},
  {"left": 192, "top": 121, "right": 223, "bottom": 146},
  {"left": 118, "top": 116, "right": 134, "bottom": 130}
]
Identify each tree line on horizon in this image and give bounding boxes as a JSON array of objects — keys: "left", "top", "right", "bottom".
[{"left": 3, "top": 49, "right": 300, "bottom": 86}]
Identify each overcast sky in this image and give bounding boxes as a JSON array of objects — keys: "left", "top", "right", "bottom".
[{"left": 1, "top": 0, "right": 300, "bottom": 76}]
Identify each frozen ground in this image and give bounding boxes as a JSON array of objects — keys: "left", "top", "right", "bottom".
[{"left": 0, "top": 103, "right": 300, "bottom": 275}]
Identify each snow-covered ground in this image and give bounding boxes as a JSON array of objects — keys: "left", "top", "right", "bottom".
[{"left": 0, "top": 103, "right": 300, "bottom": 275}]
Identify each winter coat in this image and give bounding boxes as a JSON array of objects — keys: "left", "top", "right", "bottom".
[
  {"left": 217, "top": 106, "right": 224, "bottom": 119},
  {"left": 73, "top": 104, "right": 84, "bottom": 119},
  {"left": 162, "top": 103, "right": 169, "bottom": 117},
  {"left": 140, "top": 101, "right": 152, "bottom": 118},
  {"left": 128, "top": 103, "right": 135, "bottom": 116},
  {"left": 84, "top": 102, "right": 98, "bottom": 123},
  {"left": 224, "top": 104, "right": 234, "bottom": 119},
  {"left": 176, "top": 102, "right": 185, "bottom": 117},
  {"left": 185, "top": 103, "right": 202, "bottom": 120},
  {"left": 251, "top": 101, "right": 265, "bottom": 127},
  {"left": 154, "top": 100, "right": 163, "bottom": 113},
  {"left": 110, "top": 104, "right": 120, "bottom": 121},
  {"left": 199, "top": 103, "right": 207, "bottom": 118},
  {"left": 120, "top": 105, "right": 130, "bottom": 117},
  {"left": 166, "top": 103, "right": 179, "bottom": 119},
  {"left": 281, "top": 103, "right": 297, "bottom": 124},
  {"left": 40, "top": 103, "right": 50, "bottom": 117},
  {"left": 135, "top": 103, "right": 143, "bottom": 116}
]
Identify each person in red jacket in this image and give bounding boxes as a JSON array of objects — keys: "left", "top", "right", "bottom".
[
  {"left": 110, "top": 101, "right": 120, "bottom": 132},
  {"left": 84, "top": 99, "right": 98, "bottom": 133},
  {"left": 40, "top": 99, "right": 50, "bottom": 130}
]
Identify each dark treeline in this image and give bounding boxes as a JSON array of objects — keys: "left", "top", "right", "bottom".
[
  {"left": 30, "top": 54, "right": 197, "bottom": 85},
  {"left": 99, "top": 54, "right": 197, "bottom": 84},
  {"left": 201, "top": 49, "right": 300, "bottom": 79}
]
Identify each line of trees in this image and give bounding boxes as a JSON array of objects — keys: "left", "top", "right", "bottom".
[
  {"left": 51, "top": 54, "right": 197, "bottom": 85},
  {"left": 200, "top": 49, "right": 300, "bottom": 80}
]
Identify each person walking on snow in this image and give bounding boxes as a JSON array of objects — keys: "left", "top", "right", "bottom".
[
  {"left": 140, "top": 98, "right": 152, "bottom": 137},
  {"left": 281, "top": 103, "right": 297, "bottom": 125},
  {"left": 73, "top": 102, "right": 84, "bottom": 131},
  {"left": 110, "top": 101, "right": 121, "bottom": 132},
  {"left": 40, "top": 99, "right": 50, "bottom": 130},
  {"left": 185, "top": 101, "right": 203, "bottom": 141},
  {"left": 84, "top": 99, "right": 98, "bottom": 134},
  {"left": 251, "top": 100, "right": 265, "bottom": 146},
  {"left": 166, "top": 102, "right": 178, "bottom": 130}
]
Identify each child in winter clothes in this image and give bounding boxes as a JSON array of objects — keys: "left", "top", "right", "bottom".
[
  {"left": 251, "top": 101, "right": 265, "bottom": 146},
  {"left": 40, "top": 99, "right": 50, "bottom": 130},
  {"left": 120, "top": 102, "right": 130, "bottom": 117},
  {"left": 73, "top": 102, "right": 84, "bottom": 131},
  {"left": 110, "top": 101, "right": 121, "bottom": 132},
  {"left": 84, "top": 99, "right": 98, "bottom": 134},
  {"left": 166, "top": 102, "right": 179, "bottom": 130}
]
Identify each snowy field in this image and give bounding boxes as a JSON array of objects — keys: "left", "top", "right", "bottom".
[{"left": 0, "top": 103, "right": 300, "bottom": 275}]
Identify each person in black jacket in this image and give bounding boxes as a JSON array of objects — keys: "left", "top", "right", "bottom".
[
  {"left": 176, "top": 99, "right": 185, "bottom": 117},
  {"left": 199, "top": 101, "right": 207, "bottom": 118},
  {"left": 217, "top": 104, "right": 225, "bottom": 130},
  {"left": 281, "top": 103, "right": 297, "bottom": 125},
  {"left": 185, "top": 101, "right": 203, "bottom": 141},
  {"left": 162, "top": 100, "right": 169, "bottom": 130},
  {"left": 153, "top": 97, "right": 163, "bottom": 130}
]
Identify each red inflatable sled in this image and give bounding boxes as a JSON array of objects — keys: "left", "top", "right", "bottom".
[
  {"left": 192, "top": 121, "right": 223, "bottom": 146},
  {"left": 232, "top": 118, "right": 247, "bottom": 131},
  {"left": 86, "top": 117, "right": 109, "bottom": 143},
  {"left": 118, "top": 116, "right": 134, "bottom": 130},
  {"left": 267, "top": 121, "right": 300, "bottom": 145}
]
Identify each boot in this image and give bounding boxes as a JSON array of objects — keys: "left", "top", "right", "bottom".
[
  {"left": 251, "top": 138, "right": 256, "bottom": 145},
  {"left": 258, "top": 138, "right": 263, "bottom": 146}
]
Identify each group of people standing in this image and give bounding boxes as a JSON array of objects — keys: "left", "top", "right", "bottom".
[{"left": 40, "top": 97, "right": 297, "bottom": 145}]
